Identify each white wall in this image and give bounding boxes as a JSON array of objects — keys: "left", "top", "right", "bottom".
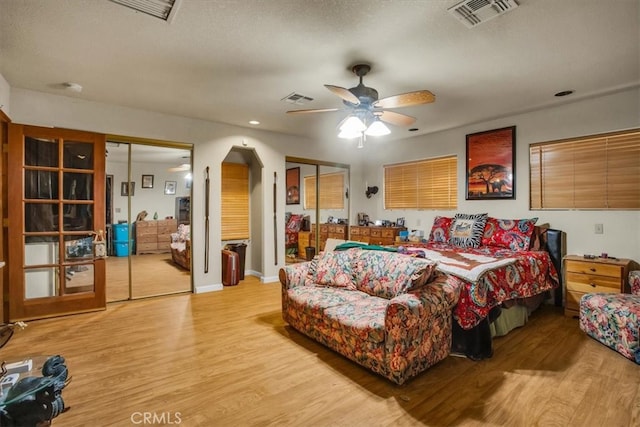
[
  {"left": 8, "top": 87, "right": 366, "bottom": 292},
  {"left": 360, "top": 88, "right": 640, "bottom": 262},
  {"left": 0, "top": 73, "right": 10, "bottom": 116}
]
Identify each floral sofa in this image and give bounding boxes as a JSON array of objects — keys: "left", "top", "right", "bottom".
[
  {"left": 279, "top": 248, "right": 460, "bottom": 385},
  {"left": 579, "top": 270, "right": 640, "bottom": 364},
  {"left": 170, "top": 224, "right": 190, "bottom": 270}
]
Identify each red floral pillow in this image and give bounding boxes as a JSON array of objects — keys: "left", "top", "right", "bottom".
[
  {"left": 428, "top": 216, "right": 453, "bottom": 243},
  {"left": 481, "top": 217, "right": 538, "bottom": 251}
]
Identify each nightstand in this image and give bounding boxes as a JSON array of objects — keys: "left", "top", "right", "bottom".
[{"left": 564, "top": 255, "right": 632, "bottom": 317}]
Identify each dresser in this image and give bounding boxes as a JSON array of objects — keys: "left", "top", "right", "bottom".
[
  {"left": 309, "top": 224, "right": 348, "bottom": 251},
  {"left": 135, "top": 219, "right": 178, "bottom": 254},
  {"left": 349, "top": 226, "right": 406, "bottom": 246},
  {"left": 564, "top": 255, "right": 632, "bottom": 317}
]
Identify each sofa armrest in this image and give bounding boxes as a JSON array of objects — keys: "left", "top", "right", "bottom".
[{"left": 279, "top": 262, "right": 312, "bottom": 289}]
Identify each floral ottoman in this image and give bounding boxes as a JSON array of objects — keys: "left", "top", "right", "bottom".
[{"left": 579, "top": 270, "right": 640, "bottom": 364}]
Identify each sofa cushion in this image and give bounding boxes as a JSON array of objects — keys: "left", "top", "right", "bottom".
[
  {"left": 285, "top": 286, "right": 369, "bottom": 320},
  {"left": 449, "top": 213, "right": 488, "bottom": 249},
  {"left": 323, "top": 297, "right": 389, "bottom": 343},
  {"left": 310, "top": 249, "right": 358, "bottom": 290},
  {"left": 352, "top": 251, "right": 437, "bottom": 299},
  {"left": 481, "top": 217, "right": 538, "bottom": 251}
]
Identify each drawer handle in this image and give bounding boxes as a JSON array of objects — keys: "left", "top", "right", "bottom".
[
  {"left": 589, "top": 282, "right": 596, "bottom": 287},
  {"left": 589, "top": 268, "right": 596, "bottom": 272}
]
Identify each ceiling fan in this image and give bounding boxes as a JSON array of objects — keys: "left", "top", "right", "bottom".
[{"left": 287, "top": 64, "right": 435, "bottom": 137}]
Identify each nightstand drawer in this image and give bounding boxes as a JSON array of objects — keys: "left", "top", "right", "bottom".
[
  {"left": 566, "top": 272, "right": 620, "bottom": 290},
  {"left": 565, "top": 260, "right": 621, "bottom": 278},
  {"left": 566, "top": 278, "right": 619, "bottom": 294}
]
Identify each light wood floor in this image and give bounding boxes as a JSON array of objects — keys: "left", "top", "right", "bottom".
[
  {"left": 3, "top": 277, "right": 639, "bottom": 426},
  {"left": 106, "top": 253, "right": 191, "bottom": 302}
]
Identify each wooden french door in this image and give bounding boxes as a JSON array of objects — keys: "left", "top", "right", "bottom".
[{"left": 7, "top": 124, "right": 106, "bottom": 321}]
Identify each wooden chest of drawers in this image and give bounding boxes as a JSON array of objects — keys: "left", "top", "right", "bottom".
[
  {"left": 309, "top": 224, "right": 348, "bottom": 251},
  {"left": 564, "top": 255, "right": 632, "bottom": 317},
  {"left": 135, "top": 219, "right": 177, "bottom": 254},
  {"left": 349, "top": 226, "right": 406, "bottom": 246}
]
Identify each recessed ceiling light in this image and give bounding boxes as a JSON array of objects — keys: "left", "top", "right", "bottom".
[
  {"left": 249, "top": 120, "right": 260, "bottom": 125},
  {"left": 554, "top": 90, "right": 574, "bottom": 97}
]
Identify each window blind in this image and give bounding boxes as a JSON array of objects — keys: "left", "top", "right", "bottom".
[
  {"left": 384, "top": 155, "right": 457, "bottom": 210},
  {"left": 303, "top": 172, "right": 345, "bottom": 210},
  {"left": 221, "top": 162, "right": 250, "bottom": 240},
  {"left": 530, "top": 129, "right": 640, "bottom": 209}
]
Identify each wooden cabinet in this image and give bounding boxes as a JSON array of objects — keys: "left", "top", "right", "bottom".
[
  {"left": 564, "top": 255, "right": 632, "bottom": 317},
  {"left": 297, "top": 231, "right": 311, "bottom": 257},
  {"left": 135, "top": 219, "right": 177, "bottom": 254},
  {"left": 309, "top": 224, "right": 348, "bottom": 251},
  {"left": 349, "top": 226, "right": 406, "bottom": 246}
]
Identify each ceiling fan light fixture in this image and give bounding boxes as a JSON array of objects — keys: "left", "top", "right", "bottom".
[
  {"left": 365, "top": 119, "right": 390, "bottom": 136},
  {"left": 338, "top": 129, "right": 362, "bottom": 139},
  {"left": 339, "top": 115, "right": 366, "bottom": 133}
]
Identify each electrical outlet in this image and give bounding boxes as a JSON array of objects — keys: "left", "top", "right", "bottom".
[{"left": 594, "top": 223, "right": 604, "bottom": 234}]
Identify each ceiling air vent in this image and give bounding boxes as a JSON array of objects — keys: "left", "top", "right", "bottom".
[
  {"left": 281, "top": 93, "right": 314, "bottom": 105},
  {"left": 448, "top": 0, "right": 519, "bottom": 28},
  {"left": 109, "top": 0, "right": 182, "bottom": 22}
]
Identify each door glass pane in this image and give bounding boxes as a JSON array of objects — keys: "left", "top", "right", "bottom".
[
  {"left": 64, "top": 172, "right": 93, "bottom": 200},
  {"left": 25, "top": 267, "right": 59, "bottom": 299},
  {"left": 63, "top": 204, "right": 93, "bottom": 231},
  {"left": 25, "top": 203, "right": 59, "bottom": 232},
  {"left": 64, "top": 263, "right": 94, "bottom": 294},
  {"left": 25, "top": 170, "right": 58, "bottom": 199},
  {"left": 64, "top": 235, "right": 94, "bottom": 262},
  {"left": 25, "top": 137, "right": 58, "bottom": 167},
  {"left": 24, "top": 238, "right": 59, "bottom": 266},
  {"left": 64, "top": 141, "right": 94, "bottom": 170}
]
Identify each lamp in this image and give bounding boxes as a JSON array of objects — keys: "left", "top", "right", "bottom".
[{"left": 339, "top": 115, "right": 366, "bottom": 133}]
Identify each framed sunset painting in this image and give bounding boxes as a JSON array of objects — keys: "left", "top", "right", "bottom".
[{"left": 465, "top": 126, "right": 515, "bottom": 200}]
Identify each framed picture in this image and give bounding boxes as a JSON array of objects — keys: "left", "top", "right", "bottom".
[
  {"left": 396, "top": 217, "right": 405, "bottom": 227},
  {"left": 466, "top": 126, "right": 516, "bottom": 200},
  {"left": 286, "top": 167, "right": 300, "bottom": 205},
  {"left": 141, "top": 174, "right": 154, "bottom": 189},
  {"left": 164, "top": 181, "right": 177, "bottom": 195},
  {"left": 121, "top": 181, "right": 135, "bottom": 196}
]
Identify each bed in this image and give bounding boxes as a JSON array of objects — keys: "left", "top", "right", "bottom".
[{"left": 400, "top": 214, "right": 564, "bottom": 360}]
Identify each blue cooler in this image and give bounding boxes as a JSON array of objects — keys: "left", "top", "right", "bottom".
[
  {"left": 113, "top": 240, "right": 132, "bottom": 257},
  {"left": 113, "top": 223, "right": 129, "bottom": 241}
]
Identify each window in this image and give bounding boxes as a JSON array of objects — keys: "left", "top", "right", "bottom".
[
  {"left": 303, "top": 172, "right": 345, "bottom": 210},
  {"left": 221, "top": 162, "right": 249, "bottom": 240},
  {"left": 530, "top": 129, "right": 640, "bottom": 210},
  {"left": 384, "top": 155, "right": 457, "bottom": 209}
]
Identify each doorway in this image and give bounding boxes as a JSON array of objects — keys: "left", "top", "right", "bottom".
[{"left": 105, "top": 139, "right": 193, "bottom": 302}]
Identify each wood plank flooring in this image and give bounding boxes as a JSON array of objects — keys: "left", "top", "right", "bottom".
[
  {"left": 2, "top": 276, "right": 639, "bottom": 426},
  {"left": 106, "top": 253, "right": 191, "bottom": 302}
]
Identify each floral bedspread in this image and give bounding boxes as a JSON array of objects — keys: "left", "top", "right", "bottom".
[{"left": 401, "top": 242, "right": 559, "bottom": 330}]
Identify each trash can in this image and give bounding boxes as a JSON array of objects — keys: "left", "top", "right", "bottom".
[
  {"left": 305, "top": 246, "right": 316, "bottom": 261},
  {"left": 225, "top": 243, "right": 247, "bottom": 280}
]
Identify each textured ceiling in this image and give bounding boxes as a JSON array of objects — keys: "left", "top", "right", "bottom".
[{"left": 0, "top": 0, "right": 638, "bottom": 143}]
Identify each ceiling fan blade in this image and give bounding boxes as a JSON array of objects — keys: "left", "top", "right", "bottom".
[
  {"left": 379, "top": 110, "right": 416, "bottom": 127},
  {"left": 325, "top": 85, "right": 360, "bottom": 105},
  {"left": 374, "top": 90, "right": 435, "bottom": 109},
  {"left": 286, "top": 108, "right": 341, "bottom": 114}
]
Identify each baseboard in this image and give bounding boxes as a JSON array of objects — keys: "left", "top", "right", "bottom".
[
  {"left": 261, "top": 275, "right": 279, "bottom": 284},
  {"left": 195, "top": 283, "right": 223, "bottom": 293}
]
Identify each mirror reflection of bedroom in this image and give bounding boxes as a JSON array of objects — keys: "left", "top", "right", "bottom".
[
  {"left": 285, "top": 159, "right": 350, "bottom": 265},
  {"left": 105, "top": 141, "right": 192, "bottom": 301}
]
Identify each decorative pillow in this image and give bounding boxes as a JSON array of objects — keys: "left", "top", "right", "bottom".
[
  {"left": 449, "top": 213, "right": 488, "bottom": 249},
  {"left": 309, "top": 249, "right": 358, "bottom": 290},
  {"left": 528, "top": 224, "right": 550, "bottom": 251},
  {"left": 351, "top": 250, "right": 437, "bottom": 299},
  {"left": 428, "top": 216, "right": 453, "bottom": 243},
  {"left": 482, "top": 217, "right": 538, "bottom": 251}
]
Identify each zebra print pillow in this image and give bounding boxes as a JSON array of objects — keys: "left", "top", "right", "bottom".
[{"left": 449, "top": 213, "right": 488, "bottom": 248}]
